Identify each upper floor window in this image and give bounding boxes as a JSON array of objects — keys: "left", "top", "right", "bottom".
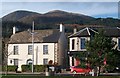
[
  {"left": 80, "top": 38, "right": 86, "bottom": 49},
  {"left": 14, "top": 59, "right": 18, "bottom": 66},
  {"left": 43, "top": 58, "right": 48, "bottom": 65},
  {"left": 13, "top": 46, "right": 18, "bottom": 55},
  {"left": 28, "top": 45, "right": 32, "bottom": 55},
  {"left": 72, "top": 39, "right": 75, "bottom": 50},
  {"left": 43, "top": 45, "right": 48, "bottom": 54},
  {"left": 119, "top": 38, "right": 120, "bottom": 50}
]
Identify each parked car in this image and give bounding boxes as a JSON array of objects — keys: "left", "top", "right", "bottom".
[{"left": 70, "top": 66, "right": 91, "bottom": 74}]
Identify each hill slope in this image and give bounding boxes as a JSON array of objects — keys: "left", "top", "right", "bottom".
[
  {"left": 2, "top": 10, "right": 41, "bottom": 22},
  {"left": 2, "top": 10, "right": 95, "bottom": 24}
]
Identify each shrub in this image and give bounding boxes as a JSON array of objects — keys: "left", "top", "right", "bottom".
[
  {"left": 21, "top": 65, "right": 32, "bottom": 72},
  {"left": 2, "top": 65, "right": 17, "bottom": 72},
  {"left": 21, "top": 65, "right": 46, "bottom": 72},
  {"left": 34, "top": 65, "right": 46, "bottom": 72}
]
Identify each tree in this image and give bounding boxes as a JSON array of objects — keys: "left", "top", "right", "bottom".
[{"left": 86, "top": 30, "right": 116, "bottom": 75}]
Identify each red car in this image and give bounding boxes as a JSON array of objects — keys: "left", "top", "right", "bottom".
[{"left": 70, "top": 66, "right": 91, "bottom": 74}]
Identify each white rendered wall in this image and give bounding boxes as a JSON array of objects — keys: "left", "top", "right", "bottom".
[
  {"left": 8, "top": 43, "right": 55, "bottom": 71},
  {"left": 69, "top": 37, "right": 90, "bottom": 51}
]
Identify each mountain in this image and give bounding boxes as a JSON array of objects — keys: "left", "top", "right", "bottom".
[
  {"left": 2, "top": 10, "right": 120, "bottom": 38},
  {"left": 2, "top": 10, "right": 41, "bottom": 22},
  {"left": 2, "top": 10, "right": 95, "bottom": 25}
]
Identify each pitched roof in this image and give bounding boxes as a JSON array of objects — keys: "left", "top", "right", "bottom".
[
  {"left": 69, "top": 27, "right": 97, "bottom": 37},
  {"left": 69, "top": 27, "right": 120, "bottom": 38},
  {"left": 9, "top": 29, "right": 61, "bottom": 44},
  {"left": 93, "top": 27, "right": 120, "bottom": 37}
]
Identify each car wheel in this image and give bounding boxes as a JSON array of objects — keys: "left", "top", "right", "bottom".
[{"left": 73, "top": 71, "right": 77, "bottom": 74}]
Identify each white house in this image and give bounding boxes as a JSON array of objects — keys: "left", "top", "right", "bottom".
[
  {"left": 68, "top": 27, "right": 120, "bottom": 66},
  {"left": 7, "top": 24, "right": 67, "bottom": 71}
]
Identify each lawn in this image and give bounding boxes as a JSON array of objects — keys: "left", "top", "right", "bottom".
[{"left": 1, "top": 75, "right": 120, "bottom": 78}]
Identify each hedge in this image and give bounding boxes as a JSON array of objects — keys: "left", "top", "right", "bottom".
[
  {"left": 21, "top": 65, "right": 46, "bottom": 72},
  {"left": 2, "top": 65, "right": 17, "bottom": 72}
]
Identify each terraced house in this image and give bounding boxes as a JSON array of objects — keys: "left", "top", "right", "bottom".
[
  {"left": 68, "top": 27, "right": 120, "bottom": 66},
  {"left": 7, "top": 24, "right": 67, "bottom": 71}
]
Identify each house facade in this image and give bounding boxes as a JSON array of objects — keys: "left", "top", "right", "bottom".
[
  {"left": 68, "top": 27, "right": 120, "bottom": 67},
  {"left": 7, "top": 24, "right": 67, "bottom": 71}
]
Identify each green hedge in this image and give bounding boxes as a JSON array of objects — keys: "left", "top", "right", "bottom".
[
  {"left": 21, "top": 65, "right": 46, "bottom": 72},
  {"left": 21, "top": 65, "right": 32, "bottom": 72},
  {"left": 2, "top": 65, "right": 17, "bottom": 72}
]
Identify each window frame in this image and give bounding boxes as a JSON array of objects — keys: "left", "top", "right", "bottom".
[
  {"left": 43, "top": 58, "right": 48, "bottom": 65},
  {"left": 118, "top": 38, "right": 120, "bottom": 50},
  {"left": 28, "top": 45, "right": 33, "bottom": 55},
  {"left": 43, "top": 45, "right": 48, "bottom": 54},
  {"left": 80, "top": 37, "right": 86, "bottom": 50},
  {"left": 72, "top": 39, "right": 75, "bottom": 50},
  {"left": 14, "top": 59, "right": 18, "bottom": 66},
  {"left": 13, "top": 46, "right": 18, "bottom": 55}
]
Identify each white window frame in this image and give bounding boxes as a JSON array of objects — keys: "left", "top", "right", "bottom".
[
  {"left": 43, "top": 58, "right": 48, "bottom": 65},
  {"left": 43, "top": 45, "right": 48, "bottom": 54},
  {"left": 72, "top": 39, "right": 75, "bottom": 50},
  {"left": 80, "top": 37, "right": 86, "bottom": 51},
  {"left": 14, "top": 59, "right": 18, "bottom": 66},
  {"left": 28, "top": 45, "right": 32, "bottom": 55},
  {"left": 13, "top": 46, "right": 18, "bottom": 55}
]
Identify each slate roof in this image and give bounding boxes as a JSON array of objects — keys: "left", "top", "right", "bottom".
[
  {"left": 94, "top": 27, "right": 120, "bottom": 37},
  {"left": 69, "top": 27, "right": 97, "bottom": 37},
  {"left": 9, "top": 29, "right": 61, "bottom": 44},
  {"left": 69, "top": 27, "right": 120, "bottom": 38}
]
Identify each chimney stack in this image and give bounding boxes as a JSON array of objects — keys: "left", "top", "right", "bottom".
[
  {"left": 73, "top": 27, "right": 77, "bottom": 34},
  {"left": 13, "top": 26, "right": 18, "bottom": 34},
  {"left": 60, "top": 23, "right": 64, "bottom": 32}
]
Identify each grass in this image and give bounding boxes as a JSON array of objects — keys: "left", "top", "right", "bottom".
[{"left": 1, "top": 75, "right": 120, "bottom": 78}]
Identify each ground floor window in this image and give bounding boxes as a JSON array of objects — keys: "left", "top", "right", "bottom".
[
  {"left": 14, "top": 59, "right": 18, "bottom": 66},
  {"left": 43, "top": 58, "right": 48, "bottom": 65}
]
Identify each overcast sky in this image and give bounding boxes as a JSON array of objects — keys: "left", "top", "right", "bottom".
[{"left": 1, "top": 1, "right": 120, "bottom": 18}]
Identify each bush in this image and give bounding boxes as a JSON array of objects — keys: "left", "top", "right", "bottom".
[
  {"left": 34, "top": 65, "right": 46, "bottom": 72},
  {"left": 21, "top": 65, "right": 32, "bottom": 72},
  {"left": 21, "top": 65, "right": 46, "bottom": 72},
  {"left": 2, "top": 65, "right": 17, "bottom": 72}
]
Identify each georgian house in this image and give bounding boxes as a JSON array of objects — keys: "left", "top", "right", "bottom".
[
  {"left": 7, "top": 24, "right": 67, "bottom": 71},
  {"left": 68, "top": 27, "right": 120, "bottom": 66}
]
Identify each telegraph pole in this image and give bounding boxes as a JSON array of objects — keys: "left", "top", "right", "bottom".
[{"left": 32, "top": 21, "right": 34, "bottom": 73}]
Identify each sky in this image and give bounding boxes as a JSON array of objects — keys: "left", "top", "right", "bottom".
[{"left": 1, "top": 1, "right": 120, "bottom": 18}]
